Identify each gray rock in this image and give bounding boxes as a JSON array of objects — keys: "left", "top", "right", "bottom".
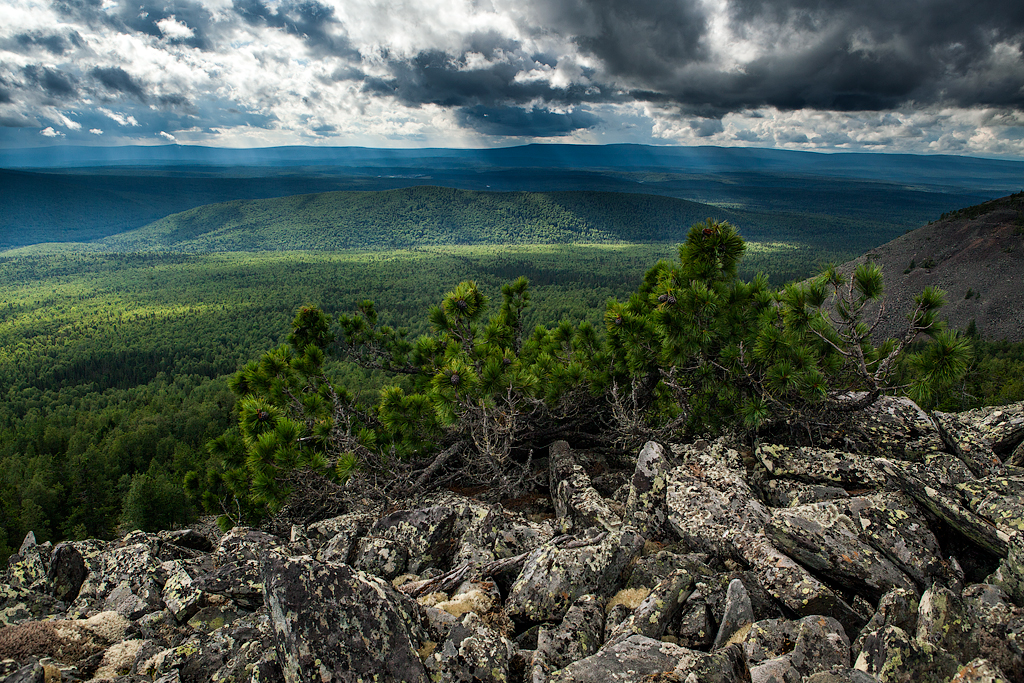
[
  {"left": 197, "top": 558, "right": 264, "bottom": 610},
  {"left": 712, "top": 578, "right": 754, "bottom": 651},
  {"left": 261, "top": 550, "right": 430, "bottom": 683},
  {"left": 833, "top": 395, "right": 946, "bottom": 461},
  {"left": 0, "top": 583, "right": 66, "bottom": 626},
  {"left": 70, "top": 540, "right": 166, "bottom": 618},
  {"left": 757, "top": 478, "right": 850, "bottom": 508},
  {"left": 623, "top": 441, "right": 672, "bottom": 539},
  {"left": 675, "top": 598, "right": 715, "bottom": 650},
  {"left": 765, "top": 501, "right": 917, "bottom": 602},
  {"left": 949, "top": 658, "right": 1013, "bottom": 683},
  {"left": 916, "top": 585, "right": 981, "bottom": 667},
  {"left": 853, "top": 624, "right": 960, "bottom": 683},
  {"left": 851, "top": 587, "right": 920, "bottom": 660},
  {"left": 957, "top": 475, "right": 1024, "bottom": 539},
  {"left": 608, "top": 568, "right": 693, "bottom": 643},
  {"left": 160, "top": 563, "right": 204, "bottom": 623},
  {"left": 536, "top": 594, "right": 603, "bottom": 670},
  {"left": 876, "top": 458, "right": 1013, "bottom": 557},
  {"left": 987, "top": 533, "right": 1024, "bottom": 606},
  {"left": 934, "top": 402, "right": 1024, "bottom": 476},
  {"left": 46, "top": 543, "right": 88, "bottom": 604},
  {"left": 750, "top": 657, "right": 801, "bottom": 683},
  {"left": 754, "top": 444, "right": 887, "bottom": 489},
  {"left": 745, "top": 615, "right": 849, "bottom": 678},
  {"left": 426, "top": 612, "right": 516, "bottom": 683},
  {"left": 550, "top": 441, "right": 622, "bottom": 534},
  {"left": 355, "top": 503, "right": 473, "bottom": 579},
  {"left": 2, "top": 661, "right": 44, "bottom": 683},
  {"left": 847, "top": 491, "right": 954, "bottom": 590},
  {"left": 506, "top": 527, "right": 644, "bottom": 624},
  {"left": 544, "top": 634, "right": 696, "bottom": 683},
  {"left": 962, "top": 583, "right": 1024, "bottom": 683},
  {"left": 805, "top": 668, "right": 877, "bottom": 683}
]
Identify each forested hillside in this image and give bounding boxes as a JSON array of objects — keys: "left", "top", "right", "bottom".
[{"left": 100, "top": 187, "right": 903, "bottom": 255}]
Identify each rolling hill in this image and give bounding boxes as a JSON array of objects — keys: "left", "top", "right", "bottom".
[
  {"left": 838, "top": 192, "right": 1024, "bottom": 342},
  {"left": 96, "top": 186, "right": 909, "bottom": 257}
]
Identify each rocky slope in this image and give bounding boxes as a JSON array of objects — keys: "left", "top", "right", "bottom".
[
  {"left": 3, "top": 398, "right": 1024, "bottom": 683},
  {"left": 838, "top": 192, "right": 1024, "bottom": 342}
]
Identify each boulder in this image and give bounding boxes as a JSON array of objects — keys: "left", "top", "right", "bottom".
[
  {"left": 607, "top": 568, "right": 693, "bottom": 643},
  {"left": 550, "top": 441, "right": 622, "bottom": 534},
  {"left": 853, "top": 624, "right": 960, "bottom": 683},
  {"left": 744, "top": 615, "right": 850, "bottom": 679},
  {"left": 261, "top": 550, "right": 430, "bottom": 683},
  {"left": 962, "top": 583, "right": 1024, "bottom": 683},
  {"left": 875, "top": 458, "right": 1012, "bottom": 557},
  {"left": 754, "top": 444, "right": 887, "bottom": 490},
  {"left": 950, "top": 659, "right": 1013, "bottom": 683},
  {"left": 712, "top": 578, "right": 754, "bottom": 651},
  {"left": 70, "top": 539, "right": 166, "bottom": 619},
  {"left": 623, "top": 441, "right": 673, "bottom": 539},
  {"left": 832, "top": 395, "right": 946, "bottom": 461},
  {"left": 757, "top": 478, "right": 850, "bottom": 508},
  {"left": 957, "top": 475, "right": 1024, "bottom": 538},
  {"left": 547, "top": 634, "right": 746, "bottom": 683},
  {"left": 765, "top": 501, "right": 917, "bottom": 602},
  {"left": 536, "top": 594, "right": 604, "bottom": 670},
  {"left": 851, "top": 587, "right": 919, "bottom": 660},
  {"left": 354, "top": 503, "right": 474, "bottom": 579},
  {"left": 506, "top": 527, "right": 644, "bottom": 624},
  {"left": 46, "top": 542, "right": 88, "bottom": 604},
  {"left": 426, "top": 611, "right": 516, "bottom": 683},
  {"left": 847, "top": 491, "right": 954, "bottom": 590},
  {"left": 934, "top": 402, "right": 1024, "bottom": 476}
]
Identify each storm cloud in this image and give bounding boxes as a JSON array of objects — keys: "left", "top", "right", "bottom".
[{"left": 0, "top": 0, "right": 1021, "bottom": 152}]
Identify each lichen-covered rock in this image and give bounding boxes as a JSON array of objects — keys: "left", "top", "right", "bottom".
[
  {"left": 549, "top": 441, "right": 622, "bottom": 535},
  {"left": 754, "top": 444, "right": 887, "bottom": 490},
  {"left": 950, "top": 658, "right": 1012, "bottom": 683},
  {"left": 916, "top": 585, "right": 981, "bottom": 667},
  {"left": 957, "top": 476, "right": 1024, "bottom": 538},
  {"left": 732, "top": 533, "right": 867, "bottom": 635},
  {"left": 426, "top": 611, "right": 516, "bottom": 683},
  {"left": 455, "top": 505, "right": 553, "bottom": 570},
  {"left": 544, "top": 634, "right": 695, "bottom": 683},
  {"left": 355, "top": 503, "right": 473, "bottom": 579},
  {"left": 962, "top": 583, "right": 1024, "bottom": 683},
  {"left": 0, "top": 583, "right": 66, "bottom": 627},
  {"left": 626, "top": 551, "right": 711, "bottom": 591},
  {"left": 757, "top": 478, "right": 850, "bottom": 508},
  {"left": 608, "top": 568, "right": 693, "bottom": 643},
  {"left": 987, "top": 533, "right": 1024, "bottom": 606},
  {"left": 197, "top": 558, "right": 264, "bottom": 610},
  {"left": 260, "top": 550, "right": 430, "bottom": 683},
  {"left": 744, "top": 615, "right": 850, "bottom": 679},
  {"left": 306, "top": 512, "right": 376, "bottom": 546},
  {"left": 46, "top": 542, "right": 88, "bottom": 604},
  {"left": 853, "top": 624, "right": 960, "bottom": 683},
  {"left": 805, "top": 668, "right": 877, "bottom": 683},
  {"left": 536, "top": 594, "right": 604, "bottom": 670},
  {"left": 506, "top": 527, "right": 644, "bottom": 625},
  {"left": 832, "top": 395, "right": 946, "bottom": 461},
  {"left": 847, "top": 491, "right": 954, "bottom": 590},
  {"left": 160, "top": 562, "right": 204, "bottom": 623},
  {"left": 851, "top": 587, "right": 920, "bottom": 660},
  {"left": 766, "top": 501, "right": 917, "bottom": 602},
  {"left": 712, "top": 578, "right": 754, "bottom": 650},
  {"left": 934, "top": 402, "right": 1024, "bottom": 476},
  {"left": 624, "top": 442, "right": 673, "bottom": 539},
  {"left": 875, "top": 458, "right": 1012, "bottom": 557},
  {"left": 70, "top": 539, "right": 166, "bottom": 619},
  {"left": 675, "top": 596, "right": 715, "bottom": 650}
]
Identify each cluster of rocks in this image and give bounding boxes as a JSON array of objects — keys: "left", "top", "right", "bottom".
[{"left": 2, "top": 397, "right": 1024, "bottom": 683}]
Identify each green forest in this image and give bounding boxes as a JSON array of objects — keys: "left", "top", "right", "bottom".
[{"left": 2, "top": 192, "right": 1023, "bottom": 564}]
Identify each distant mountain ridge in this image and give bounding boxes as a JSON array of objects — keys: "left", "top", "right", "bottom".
[
  {"left": 839, "top": 193, "right": 1024, "bottom": 342},
  {"left": 4, "top": 143, "right": 1023, "bottom": 192}
]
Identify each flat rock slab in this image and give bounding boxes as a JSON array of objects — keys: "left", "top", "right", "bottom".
[
  {"left": 548, "top": 635, "right": 747, "bottom": 683},
  {"left": 755, "top": 445, "right": 887, "bottom": 490},
  {"left": 835, "top": 395, "right": 946, "bottom": 461},
  {"left": 957, "top": 476, "right": 1024, "bottom": 539},
  {"left": 767, "top": 501, "right": 916, "bottom": 602},
  {"left": 876, "top": 458, "right": 1013, "bottom": 557},
  {"left": 934, "top": 402, "right": 1024, "bottom": 475},
  {"left": 261, "top": 550, "right": 429, "bottom": 683}
]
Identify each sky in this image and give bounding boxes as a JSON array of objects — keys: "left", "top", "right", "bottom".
[{"left": 1, "top": 0, "right": 1023, "bottom": 155}]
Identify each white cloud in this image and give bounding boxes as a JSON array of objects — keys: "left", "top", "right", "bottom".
[
  {"left": 158, "top": 130, "right": 176, "bottom": 141},
  {"left": 156, "top": 16, "right": 195, "bottom": 39},
  {"left": 99, "top": 109, "right": 140, "bottom": 127},
  {"left": 90, "top": 128, "right": 104, "bottom": 134},
  {"left": 40, "top": 126, "right": 64, "bottom": 137}
]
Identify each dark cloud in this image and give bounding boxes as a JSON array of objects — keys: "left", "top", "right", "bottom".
[
  {"left": 232, "top": 0, "right": 356, "bottom": 57},
  {"left": 362, "top": 47, "right": 610, "bottom": 110},
  {"left": 457, "top": 105, "right": 600, "bottom": 136},
  {"left": 22, "top": 65, "right": 78, "bottom": 97},
  {"left": 10, "top": 30, "right": 82, "bottom": 55},
  {"left": 90, "top": 67, "right": 147, "bottom": 101},
  {"left": 509, "top": 0, "right": 1024, "bottom": 117},
  {"left": 53, "top": 0, "right": 216, "bottom": 50}
]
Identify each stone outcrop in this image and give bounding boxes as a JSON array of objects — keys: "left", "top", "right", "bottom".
[{"left": 2, "top": 398, "right": 1023, "bottom": 683}]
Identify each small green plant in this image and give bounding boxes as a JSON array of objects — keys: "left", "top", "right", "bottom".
[
  {"left": 965, "top": 289, "right": 975, "bottom": 299},
  {"left": 904, "top": 259, "right": 916, "bottom": 274},
  {"left": 921, "top": 257, "right": 937, "bottom": 269}
]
